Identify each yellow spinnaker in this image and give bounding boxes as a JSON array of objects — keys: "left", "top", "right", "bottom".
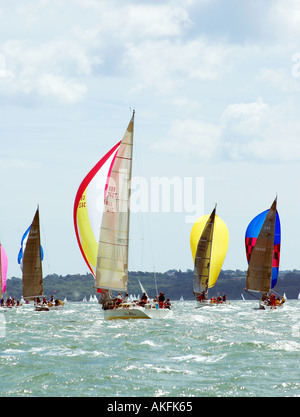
[{"left": 190, "top": 213, "right": 229, "bottom": 288}]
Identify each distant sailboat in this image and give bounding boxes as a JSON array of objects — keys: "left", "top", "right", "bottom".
[
  {"left": 74, "top": 111, "right": 172, "bottom": 319},
  {"left": 244, "top": 197, "right": 285, "bottom": 309},
  {"left": 298, "top": 293, "right": 300, "bottom": 300},
  {"left": 18, "top": 208, "right": 46, "bottom": 310},
  {"left": 0, "top": 243, "right": 8, "bottom": 301},
  {"left": 190, "top": 206, "right": 229, "bottom": 307},
  {"left": 88, "top": 295, "right": 97, "bottom": 303}
]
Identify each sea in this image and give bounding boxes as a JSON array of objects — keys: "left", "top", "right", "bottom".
[{"left": 0, "top": 300, "right": 299, "bottom": 400}]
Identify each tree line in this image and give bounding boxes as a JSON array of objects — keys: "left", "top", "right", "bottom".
[{"left": 5, "top": 269, "right": 300, "bottom": 302}]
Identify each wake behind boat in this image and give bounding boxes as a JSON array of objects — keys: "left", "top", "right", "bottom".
[
  {"left": 74, "top": 111, "right": 172, "bottom": 320},
  {"left": 190, "top": 205, "right": 229, "bottom": 308}
]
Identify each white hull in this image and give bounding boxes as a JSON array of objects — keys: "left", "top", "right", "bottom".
[
  {"left": 103, "top": 304, "right": 173, "bottom": 320},
  {"left": 258, "top": 300, "right": 285, "bottom": 310},
  {"left": 196, "top": 300, "right": 228, "bottom": 308},
  {"left": 35, "top": 304, "right": 49, "bottom": 311},
  {"left": 35, "top": 303, "right": 64, "bottom": 311}
]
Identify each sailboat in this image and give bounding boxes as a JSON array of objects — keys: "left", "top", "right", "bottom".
[
  {"left": 74, "top": 111, "right": 172, "bottom": 320},
  {"left": 18, "top": 208, "right": 47, "bottom": 310},
  {"left": 18, "top": 208, "right": 63, "bottom": 311},
  {"left": 190, "top": 206, "right": 229, "bottom": 307},
  {"left": 244, "top": 197, "right": 285, "bottom": 310},
  {"left": 0, "top": 243, "right": 8, "bottom": 303}
]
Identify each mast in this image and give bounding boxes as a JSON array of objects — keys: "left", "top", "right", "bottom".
[
  {"left": 22, "top": 208, "right": 44, "bottom": 300},
  {"left": 193, "top": 206, "right": 216, "bottom": 297},
  {"left": 245, "top": 197, "right": 277, "bottom": 294},
  {"left": 95, "top": 111, "right": 134, "bottom": 292}
]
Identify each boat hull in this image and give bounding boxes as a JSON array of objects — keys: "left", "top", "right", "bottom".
[
  {"left": 103, "top": 305, "right": 173, "bottom": 320},
  {"left": 258, "top": 300, "right": 285, "bottom": 310},
  {"left": 35, "top": 304, "right": 49, "bottom": 311},
  {"left": 196, "top": 300, "right": 227, "bottom": 308},
  {"left": 104, "top": 307, "right": 151, "bottom": 320},
  {"left": 34, "top": 303, "right": 64, "bottom": 311}
]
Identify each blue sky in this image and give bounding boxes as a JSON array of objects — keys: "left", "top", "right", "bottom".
[{"left": 1, "top": 0, "right": 300, "bottom": 278}]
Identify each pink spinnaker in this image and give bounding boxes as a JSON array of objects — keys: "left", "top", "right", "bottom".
[{"left": 0, "top": 244, "right": 8, "bottom": 295}]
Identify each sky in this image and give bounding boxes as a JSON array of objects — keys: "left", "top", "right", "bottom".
[{"left": 1, "top": 0, "right": 300, "bottom": 279}]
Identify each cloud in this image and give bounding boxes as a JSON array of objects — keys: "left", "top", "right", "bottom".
[
  {"left": 221, "top": 97, "right": 300, "bottom": 161},
  {"left": 0, "top": 37, "right": 90, "bottom": 103},
  {"left": 270, "top": 0, "right": 300, "bottom": 39},
  {"left": 0, "top": 1, "right": 195, "bottom": 103},
  {"left": 157, "top": 97, "right": 300, "bottom": 162},
  {"left": 37, "top": 74, "right": 87, "bottom": 103},
  {"left": 154, "top": 118, "right": 222, "bottom": 159},
  {"left": 78, "top": 1, "right": 192, "bottom": 39},
  {"left": 123, "top": 38, "right": 231, "bottom": 93},
  {"left": 256, "top": 68, "right": 300, "bottom": 93}
]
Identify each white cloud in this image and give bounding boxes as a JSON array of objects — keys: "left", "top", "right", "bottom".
[
  {"left": 121, "top": 4, "right": 192, "bottom": 38},
  {"left": 37, "top": 74, "right": 87, "bottom": 103},
  {"left": 124, "top": 38, "right": 231, "bottom": 93},
  {"left": 221, "top": 97, "right": 269, "bottom": 136},
  {"left": 157, "top": 97, "right": 300, "bottom": 162},
  {"left": 256, "top": 68, "right": 300, "bottom": 93},
  {"left": 0, "top": 36, "right": 91, "bottom": 103},
  {"left": 155, "top": 118, "right": 222, "bottom": 159},
  {"left": 77, "top": 1, "right": 192, "bottom": 39},
  {"left": 221, "top": 97, "right": 300, "bottom": 161},
  {"left": 270, "top": 0, "right": 300, "bottom": 38},
  {"left": 0, "top": 1, "right": 195, "bottom": 103}
]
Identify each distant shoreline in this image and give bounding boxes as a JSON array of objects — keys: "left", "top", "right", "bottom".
[{"left": 4, "top": 269, "right": 300, "bottom": 302}]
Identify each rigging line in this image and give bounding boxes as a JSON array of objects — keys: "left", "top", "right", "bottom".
[
  {"left": 272, "top": 288, "right": 283, "bottom": 298},
  {"left": 127, "top": 120, "right": 144, "bottom": 277},
  {"left": 131, "top": 127, "right": 146, "bottom": 271},
  {"left": 133, "top": 134, "right": 156, "bottom": 273},
  {"left": 244, "top": 289, "right": 260, "bottom": 300}
]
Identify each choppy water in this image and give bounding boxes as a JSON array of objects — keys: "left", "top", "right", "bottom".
[{"left": 0, "top": 300, "right": 299, "bottom": 397}]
